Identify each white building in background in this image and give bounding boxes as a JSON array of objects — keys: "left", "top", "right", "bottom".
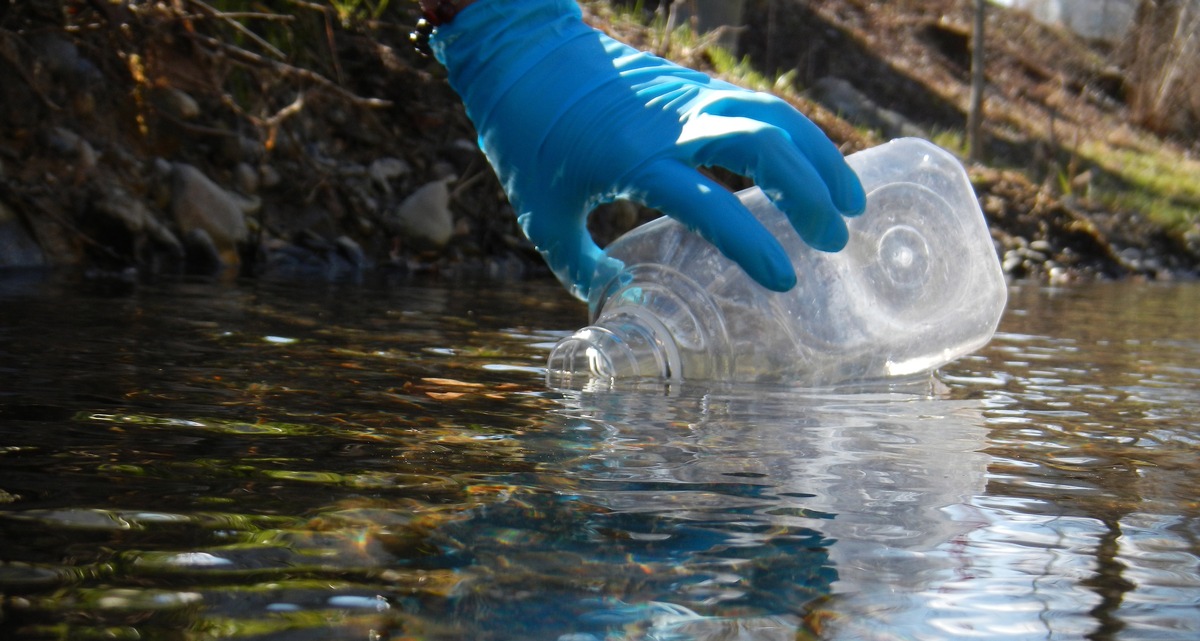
[{"left": 996, "top": 0, "right": 1137, "bottom": 41}]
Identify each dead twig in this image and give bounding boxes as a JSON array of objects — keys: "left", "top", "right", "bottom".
[
  {"left": 322, "top": 4, "right": 345, "bottom": 86},
  {"left": 450, "top": 162, "right": 491, "bottom": 201},
  {"left": 187, "top": 31, "right": 391, "bottom": 110},
  {"left": 279, "top": 0, "right": 346, "bottom": 87},
  {"left": 155, "top": 109, "right": 241, "bottom": 138},
  {"left": 220, "top": 90, "right": 306, "bottom": 151},
  {"left": 283, "top": 0, "right": 330, "bottom": 12},
  {"left": 186, "top": 0, "right": 287, "bottom": 60},
  {"left": 184, "top": 12, "right": 296, "bottom": 22},
  {"left": 263, "top": 91, "right": 307, "bottom": 129}
]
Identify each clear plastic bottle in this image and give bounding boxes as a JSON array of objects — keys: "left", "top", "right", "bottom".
[{"left": 546, "top": 138, "right": 1008, "bottom": 386}]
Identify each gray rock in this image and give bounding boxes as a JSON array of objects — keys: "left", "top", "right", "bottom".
[
  {"left": 44, "top": 127, "right": 82, "bottom": 155},
  {"left": 234, "top": 162, "right": 259, "bottom": 195},
  {"left": 31, "top": 35, "right": 103, "bottom": 86},
  {"left": 42, "top": 127, "right": 98, "bottom": 179},
  {"left": 171, "top": 163, "right": 248, "bottom": 265},
  {"left": 182, "top": 228, "right": 222, "bottom": 275},
  {"left": 95, "top": 187, "right": 182, "bottom": 254},
  {"left": 156, "top": 87, "right": 201, "bottom": 120},
  {"left": 237, "top": 194, "right": 262, "bottom": 217},
  {"left": 0, "top": 202, "right": 44, "bottom": 268},
  {"left": 809, "top": 77, "right": 928, "bottom": 140},
  {"left": 76, "top": 138, "right": 98, "bottom": 176},
  {"left": 218, "top": 134, "right": 264, "bottom": 164},
  {"left": 369, "top": 157, "right": 411, "bottom": 195},
  {"left": 390, "top": 179, "right": 455, "bottom": 248},
  {"left": 259, "top": 233, "right": 368, "bottom": 282},
  {"left": 153, "top": 157, "right": 173, "bottom": 176},
  {"left": 259, "top": 164, "right": 282, "bottom": 189},
  {"left": 334, "top": 235, "right": 367, "bottom": 270}
]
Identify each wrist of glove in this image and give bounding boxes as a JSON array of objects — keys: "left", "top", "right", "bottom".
[{"left": 432, "top": 0, "right": 865, "bottom": 300}]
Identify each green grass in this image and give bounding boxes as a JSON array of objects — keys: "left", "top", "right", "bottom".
[
  {"left": 706, "top": 47, "right": 777, "bottom": 92},
  {"left": 926, "top": 126, "right": 1198, "bottom": 231},
  {"left": 1081, "top": 140, "right": 1200, "bottom": 228},
  {"left": 929, "top": 129, "right": 969, "bottom": 158}
]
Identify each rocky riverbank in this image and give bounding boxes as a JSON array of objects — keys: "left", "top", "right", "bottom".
[{"left": 0, "top": 0, "right": 1197, "bottom": 291}]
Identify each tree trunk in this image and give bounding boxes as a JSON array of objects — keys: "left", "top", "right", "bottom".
[{"left": 1120, "top": 0, "right": 1200, "bottom": 138}]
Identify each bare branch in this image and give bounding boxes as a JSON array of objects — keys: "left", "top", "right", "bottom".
[
  {"left": 187, "top": 31, "right": 391, "bottom": 109},
  {"left": 186, "top": 0, "right": 287, "bottom": 60}
]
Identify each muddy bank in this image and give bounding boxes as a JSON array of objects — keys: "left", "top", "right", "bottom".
[{"left": 0, "top": 0, "right": 537, "bottom": 285}]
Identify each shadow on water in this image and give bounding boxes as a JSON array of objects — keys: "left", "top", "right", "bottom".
[{"left": 0, "top": 275, "right": 1198, "bottom": 640}]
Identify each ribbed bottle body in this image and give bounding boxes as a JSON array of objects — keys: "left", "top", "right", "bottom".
[{"left": 547, "top": 138, "right": 1007, "bottom": 386}]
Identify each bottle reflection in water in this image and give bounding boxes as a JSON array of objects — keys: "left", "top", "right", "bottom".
[{"left": 547, "top": 138, "right": 1007, "bottom": 386}]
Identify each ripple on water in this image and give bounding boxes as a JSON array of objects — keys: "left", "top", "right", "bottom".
[{"left": 2, "top": 280, "right": 1199, "bottom": 640}]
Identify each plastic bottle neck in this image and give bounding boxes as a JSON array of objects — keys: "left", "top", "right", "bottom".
[{"left": 546, "top": 307, "right": 682, "bottom": 387}]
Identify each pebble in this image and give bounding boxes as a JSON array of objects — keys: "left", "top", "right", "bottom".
[
  {"left": 219, "top": 134, "right": 263, "bottom": 164},
  {"left": 41, "top": 127, "right": 99, "bottom": 180},
  {"left": 1048, "top": 265, "right": 1070, "bottom": 283},
  {"left": 1002, "top": 251, "right": 1022, "bottom": 274},
  {"left": 234, "top": 163, "right": 259, "bottom": 195},
  {"left": 369, "top": 157, "right": 410, "bottom": 195},
  {"left": 0, "top": 202, "right": 45, "bottom": 268},
  {"left": 390, "top": 179, "right": 455, "bottom": 248},
  {"left": 32, "top": 34, "right": 102, "bottom": 86},
  {"left": 157, "top": 87, "right": 200, "bottom": 120},
  {"left": 96, "top": 187, "right": 180, "bottom": 250},
  {"left": 259, "top": 164, "right": 282, "bottom": 189},
  {"left": 182, "top": 228, "right": 222, "bottom": 275},
  {"left": 75, "top": 138, "right": 98, "bottom": 175},
  {"left": 259, "top": 233, "right": 367, "bottom": 282},
  {"left": 334, "top": 236, "right": 366, "bottom": 269},
  {"left": 171, "top": 163, "right": 248, "bottom": 268},
  {"left": 44, "top": 127, "right": 82, "bottom": 155}
]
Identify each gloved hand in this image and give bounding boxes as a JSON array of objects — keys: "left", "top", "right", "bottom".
[{"left": 432, "top": 0, "right": 865, "bottom": 300}]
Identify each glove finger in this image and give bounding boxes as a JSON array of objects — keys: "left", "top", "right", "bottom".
[
  {"left": 516, "top": 199, "right": 609, "bottom": 301},
  {"left": 679, "top": 114, "right": 852, "bottom": 252},
  {"left": 695, "top": 93, "right": 866, "bottom": 216},
  {"left": 628, "top": 159, "right": 796, "bottom": 292}
]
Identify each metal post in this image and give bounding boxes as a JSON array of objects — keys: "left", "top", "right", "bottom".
[{"left": 968, "top": 0, "right": 987, "bottom": 161}]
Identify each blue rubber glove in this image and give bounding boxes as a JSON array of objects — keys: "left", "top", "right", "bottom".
[{"left": 432, "top": 0, "right": 865, "bottom": 300}]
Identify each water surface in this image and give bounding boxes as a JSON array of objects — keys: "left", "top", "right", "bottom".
[{"left": 0, "top": 277, "right": 1197, "bottom": 640}]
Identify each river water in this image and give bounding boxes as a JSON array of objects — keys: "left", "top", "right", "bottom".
[{"left": 0, "top": 276, "right": 1197, "bottom": 640}]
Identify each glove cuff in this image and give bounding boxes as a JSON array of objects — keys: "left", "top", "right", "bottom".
[{"left": 431, "top": 0, "right": 589, "bottom": 130}]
